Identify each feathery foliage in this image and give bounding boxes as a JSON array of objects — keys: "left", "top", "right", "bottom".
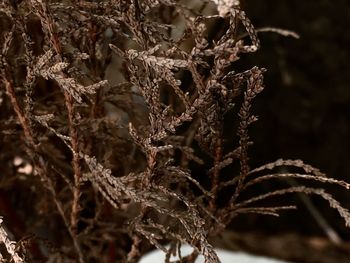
[{"left": 0, "top": 0, "right": 349, "bottom": 262}]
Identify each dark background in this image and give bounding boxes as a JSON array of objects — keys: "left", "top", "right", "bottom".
[{"left": 228, "top": 0, "right": 350, "bottom": 241}]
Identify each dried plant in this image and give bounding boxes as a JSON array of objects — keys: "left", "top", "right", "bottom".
[{"left": 0, "top": 0, "right": 349, "bottom": 262}]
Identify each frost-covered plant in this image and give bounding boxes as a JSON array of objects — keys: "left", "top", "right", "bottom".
[{"left": 0, "top": 0, "right": 349, "bottom": 262}]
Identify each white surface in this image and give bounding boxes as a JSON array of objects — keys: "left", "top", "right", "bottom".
[{"left": 139, "top": 245, "right": 292, "bottom": 263}]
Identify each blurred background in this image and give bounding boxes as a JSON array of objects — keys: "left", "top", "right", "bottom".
[{"left": 217, "top": 1, "right": 350, "bottom": 261}]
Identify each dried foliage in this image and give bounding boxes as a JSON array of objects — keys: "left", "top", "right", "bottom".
[{"left": 0, "top": 0, "right": 349, "bottom": 262}]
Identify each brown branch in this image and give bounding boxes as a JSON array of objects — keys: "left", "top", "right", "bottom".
[
  {"left": 209, "top": 138, "right": 223, "bottom": 212},
  {"left": 38, "top": 0, "right": 83, "bottom": 236},
  {"left": 63, "top": 91, "right": 82, "bottom": 234},
  {"left": 29, "top": 1, "right": 85, "bottom": 261},
  {"left": 3, "top": 69, "right": 35, "bottom": 146}
]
